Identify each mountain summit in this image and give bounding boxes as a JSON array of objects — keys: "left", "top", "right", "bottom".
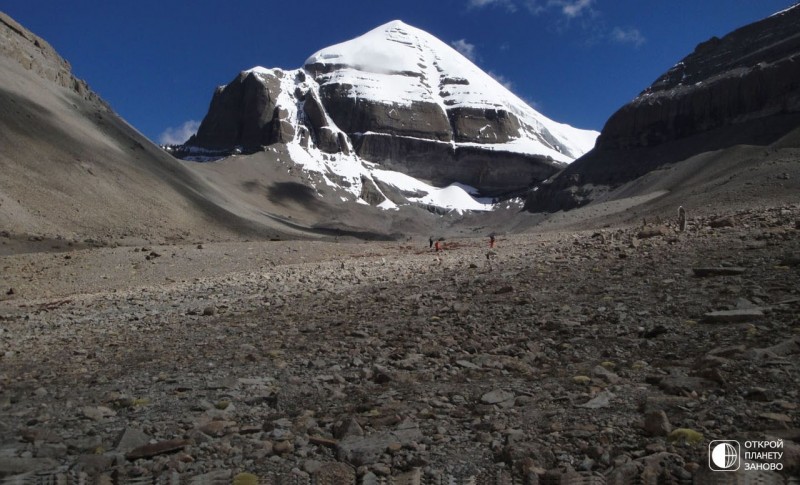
[
  {"left": 180, "top": 21, "right": 598, "bottom": 211},
  {"left": 303, "top": 20, "right": 595, "bottom": 161}
]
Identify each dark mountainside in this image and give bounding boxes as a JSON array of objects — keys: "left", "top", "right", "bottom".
[
  {"left": 0, "top": 12, "right": 290, "bottom": 244},
  {"left": 526, "top": 5, "right": 800, "bottom": 213}
]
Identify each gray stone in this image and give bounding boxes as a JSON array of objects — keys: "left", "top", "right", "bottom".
[
  {"left": 692, "top": 267, "right": 746, "bottom": 277},
  {"left": 480, "top": 389, "right": 515, "bottom": 405},
  {"left": 35, "top": 443, "right": 67, "bottom": 459},
  {"left": 592, "top": 365, "right": 620, "bottom": 384},
  {"left": 125, "top": 439, "right": 189, "bottom": 460},
  {"left": 312, "top": 463, "right": 356, "bottom": 485},
  {"left": 81, "top": 406, "right": 116, "bottom": 421},
  {"left": 658, "top": 376, "right": 717, "bottom": 395},
  {"left": 0, "top": 457, "right": 57, "bottom": 477},
  {"left": 75, "top": 454, "right": 114, "bottom": 474},
  {"left": 703, "top": 309, "right": 764, "bottom": 323},
  {"left": 336, "top": 419, "right": 422, "bottom": 466},
  {"left": 643, "top": 410, "right": 673, "bottom": 436},
  {"left": 116, "top": 428, "right": 150, "bottom": 453},
  {"left": 578, "top": 390, "right": 615, "bottom": 409},
  {"left": 333, "top": 417, "right": 364, "bottom": 439}
]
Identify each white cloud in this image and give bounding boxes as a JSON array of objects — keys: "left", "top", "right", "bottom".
[
  {"left": 468, "top": 0, "right": 517, "bottom": 11},
  {"left": 523, "top": 1, "right": 546, "bottom": 14},
  {"left": 159, "top": 120, "right": 201, "bottom": 145},
  {"left": 451, "top": 39, "right": 479, "bottom": 62},
  {"left": 611, "top": 27, "right": 645, "bottom": 47},
  {"left": 488, "top": 71, "right": 515, "bottom": 91},
  {"left": 472, "top": 0, "right": 593, "bottom": 18},
  {"left": 524, "top": 97, "right": 542, "bottom": 111},
  {"left": 549, "top": 0, "right": 594, "bottom": 18}
]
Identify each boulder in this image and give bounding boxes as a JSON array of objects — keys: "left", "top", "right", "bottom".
[{"left": 316, "top": 126, "right": 341, "bottom": 154}]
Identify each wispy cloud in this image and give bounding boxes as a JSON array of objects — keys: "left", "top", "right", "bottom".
[
  {"left": 475, "top": 0, "right": 593, "bottom": 18},
  {"left": 611, "top": 26, "right": 645, "bottom": 47},
  {"left": 549, "top": 0, "right": 594, "bottom": 18},
  {"left": 451, "top": 39, "right": 479, "bottom": 62},
  {"left": 467, "top": 0, "right": 517, "bottom": 12},
  {"left": 488, "top": 71, "right": 515, "bottom": 91},
  {"left": 159, "top": 120, "right": 200, "bottom": 145},
  {"left": 467, "top": 0, "right": 644, "bottom": 48}
]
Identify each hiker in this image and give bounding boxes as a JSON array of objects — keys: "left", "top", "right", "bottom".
[
  {"left": 429, "top": 236, "right": 434, "bottom": 249},
  {"left": 489, "top": 233, "right": 496, "bottom": 248},
  {"left": 434, "top": 240, "right": 441, "bottom": 252}
]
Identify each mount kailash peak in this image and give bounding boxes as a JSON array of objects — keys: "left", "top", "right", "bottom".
[{"left": 172, "top": 20, "right": 598, "bottom": 212}]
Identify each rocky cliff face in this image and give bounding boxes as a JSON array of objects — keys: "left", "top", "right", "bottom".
[
  {"left": 526, "top": 5, "right": 800, "bottom": 212},
  {"left": 0, "top": 12, "right": 98, "bottom": 103},
  {"left": 180, "top": 21, "right": 597, "bottom": 206},
  {"left": 185, "top": 70, "right": 295, "bottom": 150},
  {"left": 597, "top": 5, "right": 800, "bottom": 152}
]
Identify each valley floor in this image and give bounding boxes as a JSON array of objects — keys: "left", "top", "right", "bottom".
[{"left": 0, "top": 205, "right": 798, "bottom": 484}]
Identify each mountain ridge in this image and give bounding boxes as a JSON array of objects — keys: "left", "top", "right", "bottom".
[{"left": 525, "top": 4, "right": 800, "bottom": 214}]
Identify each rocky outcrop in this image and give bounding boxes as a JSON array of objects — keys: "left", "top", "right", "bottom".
[
  {"left": 526, "top": 5, "right": 800, "bottom": 212},
  {"left": 0, "top": 12, "right": 98, "bottom": 103},
  {"left": 187, "top": 69, "right": 290, "bottom": 150},
  {"left": 354, "top": 133, "right": 558, "bottom": 196},
  {"left": 448, "top": 107, "right": 522, "bottom": 144},
  {"left": 315, "top": 83, "right": 453, "bottom": 142},
  {"left": 597, "top": 8, "right": 800, "bottom": 152}
]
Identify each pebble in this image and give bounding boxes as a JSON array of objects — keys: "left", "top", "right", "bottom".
[{"left": 643, "top": 410, "right": 672, "bottom": 436}]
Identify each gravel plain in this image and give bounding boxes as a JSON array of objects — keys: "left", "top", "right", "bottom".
[{"left": 1, "top": 205, "right": 799, "bottom": 484}]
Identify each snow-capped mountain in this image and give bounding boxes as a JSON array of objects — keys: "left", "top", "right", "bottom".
[
  {"left": 305, "top": 20, "right": 596, "bottom": 161},
  {"left": 178, "top": 20, "right": 598, "bottom": 212}
]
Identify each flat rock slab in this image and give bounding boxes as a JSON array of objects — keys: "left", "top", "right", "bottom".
[
  {"left": 659, "top": 377, "right": 718, "bottom": 395},
  {"left": 0, "top": 457, "right": 58, "bottom": 478},
  {"left": 480, "top": 389, "right": 515, "bottom": 405},
  {"left": 692, "top": 267, "right": 746, "bottom": 277},
  {"left": 578, "top": 390, "right": 615, "bottom": 409},
  {"left": 125, "top": 439, "right": 189, "bottom": 460},
  {"left": 336, "top": 420, "right": 422, "bottom": 466},
  {"left": 116, "top": 428, "right": 150, "bottom": 454},
  {"left": 703, "top": 309, "right": 764, "bottom": 323}
]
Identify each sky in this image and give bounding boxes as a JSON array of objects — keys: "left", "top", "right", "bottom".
[{"left": 3, "top": 1, "right": 796, "bottom": 144}]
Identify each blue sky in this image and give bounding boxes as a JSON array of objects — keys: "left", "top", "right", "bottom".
[{"left": 3, "top": 1, "right": 795, "bottom": 143}]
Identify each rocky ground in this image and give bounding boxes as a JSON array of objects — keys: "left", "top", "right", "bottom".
[{"left": 0, "top": 205, "right": 799, "bottom": 484}]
